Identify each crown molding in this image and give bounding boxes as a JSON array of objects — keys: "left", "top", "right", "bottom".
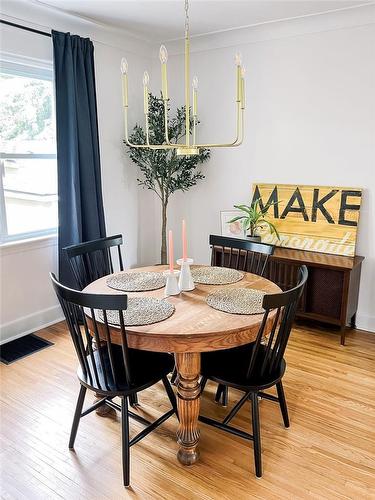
[
  {"left": 30, "top": 0, "right": 151, "bottom": 44},
  {"left": 0, "top": 0, "right": 153, "bottom": 58},
  {"left": 162, "top": 3, "right": 375, "bottom": 56}
]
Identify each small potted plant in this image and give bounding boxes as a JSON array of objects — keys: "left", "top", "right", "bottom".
[{"left": 228, "top": 199, "right": 280, "bottom": 242}]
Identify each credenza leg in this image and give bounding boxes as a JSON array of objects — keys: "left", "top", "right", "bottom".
[
  {"left": 340, "top": 327, "right": 346, "bottom": 346},
  {"left": 175, "top": 352, "right": 201, "bottom": 465}
]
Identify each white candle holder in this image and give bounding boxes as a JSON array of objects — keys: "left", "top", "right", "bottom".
[
  {"left": 163, "top": 270, "right": 180, "bottom": 297},
  {"left": 177, "top": 258, "right": 195, "bottom": 291}
]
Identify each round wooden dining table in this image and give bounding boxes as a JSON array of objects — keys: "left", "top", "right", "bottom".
[{"left": 84, "top": 265, "right": 281, "bottom": 466}]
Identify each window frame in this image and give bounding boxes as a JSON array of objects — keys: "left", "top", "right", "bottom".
[{"left": 0, "top": 56, "right": 58, "bottom": 245}]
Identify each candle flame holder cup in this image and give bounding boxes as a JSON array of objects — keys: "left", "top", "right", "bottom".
[
  {"left": 177, "top": 258, "right": 195, "bottom": 292},
  {"left": 163, "top": 270, "right": 181, "bottom": 297}
]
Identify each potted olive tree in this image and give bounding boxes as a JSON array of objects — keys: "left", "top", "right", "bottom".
[
  {"left": 127, "top": 93, "right": 210, "bottom": 264},
  {"left": 229, "top": 199, "right": 280, "bottom": 242}
]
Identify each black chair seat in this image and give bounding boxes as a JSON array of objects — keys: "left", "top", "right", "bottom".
[
  {"left": 208, "top": 235, "right": 275, "bottom": 406},
  {"left": 201, "top": 344, "right": 286, "bottom": 392},
  {"left": 199, "top": 266, "right": 308, "bottom": 478},
  {"left": 78, "top": 346, "right": 175, "bottom": 396},
  {"left": 50, "top": 273, "right": 178, "bottom": 486}
]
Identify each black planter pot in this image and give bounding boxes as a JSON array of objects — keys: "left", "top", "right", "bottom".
[{"left": 246, "top": 235, "right": 261, "bottom": 243}]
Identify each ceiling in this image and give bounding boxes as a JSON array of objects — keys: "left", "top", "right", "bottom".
[{"left": 34, "top": 0, "right": 370, "bottom": 42}]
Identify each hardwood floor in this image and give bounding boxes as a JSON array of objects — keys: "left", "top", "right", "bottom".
[{"left": 1, "top": 322, "right": 374, "bottom": 499}]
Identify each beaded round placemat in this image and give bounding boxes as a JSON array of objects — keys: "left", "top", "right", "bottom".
[
  {"left": 106, "top": 271, "right": 166, "bottom": 292},
  {"left": 96, "top": 297, "right": 175, "bottom": 326},
  {"left": 191, "top": 266, "right": 244, "bottom": 285},
  {"left": 206, "top": 288, "right": 266, "bottom": 315}
]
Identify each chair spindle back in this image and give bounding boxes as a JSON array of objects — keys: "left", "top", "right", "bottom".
[
  {"left": 209, "top": 235, "right": 274, "bottom": 277},
  {"left": 50, "top": 273, "right": 130, "bottom": 392},
  {"left": 246, "top": 265, "right": 308, "bottom": 380},
  {"left": 63, "top": 235, "right": 124, "bottom": 289}
]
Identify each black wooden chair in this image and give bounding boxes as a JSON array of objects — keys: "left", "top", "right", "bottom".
[
  {"left": 210, "top": 234, "right": 274, "bottom": 276},
  {"left": 63, "top": 234, "right": 141, "bottom": 406},
  {"left": 50, "top": 273, "right": 177, "bottom": 487},
  {"left": 63, "top": 234, "right": 124, "bottom": 290},
  {"left": 209, "top": 234, "right": 275, "bottom": 405},
  {"left": 199, "top": 265, "right": 308, "bottom": 477}
]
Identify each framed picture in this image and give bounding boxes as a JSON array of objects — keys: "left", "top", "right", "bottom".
[{"left": 220, "top": 210, "right": 244, "bottom": 239}]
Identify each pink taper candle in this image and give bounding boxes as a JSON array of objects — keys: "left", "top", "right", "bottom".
[
  {"left": 182, "top": 219, "right": 187, "bottom": 261},
  {"left": 168, "top": 230, "right": 174, "bottom": 273}
]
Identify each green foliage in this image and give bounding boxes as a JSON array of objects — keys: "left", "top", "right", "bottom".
[
  {"left": 0, "top": 75, "right": 53, "bottom": 143},
  {"left": 229, "top": 198, "right": 280, "bottom": 239},
  {"left": 127, "top": 93, "right": 210, "bottom": 203}
]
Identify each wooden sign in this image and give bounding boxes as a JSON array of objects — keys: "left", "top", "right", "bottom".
[{"left": 252, "top": 183, "right": 362, "bottom": 257}]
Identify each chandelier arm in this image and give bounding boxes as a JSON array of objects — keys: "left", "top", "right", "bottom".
[
  {"left": 123, "top": 107, "right": 173, "bottom": 149},
  {"left": 145, "top": 114, "right": 151, "bottom": 146},
  {"left": 163, "top": 100, "right": 171, "bottom": 145},
  {"left": 192, "top": 116, "right": 197, "bottom": 146},
  {"left": 123, "top": 106, "right": 177, "bottom": 149},
  {"left": 194, "top": 107, "right": 244, "bottom": 148}
]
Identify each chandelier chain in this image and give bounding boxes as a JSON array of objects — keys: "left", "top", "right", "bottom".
[{"left": 184, "top": 0, "right": 190, "bottom": 38}]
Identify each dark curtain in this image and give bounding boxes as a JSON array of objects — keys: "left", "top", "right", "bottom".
[{"left": 52, "top": 30, "right": 106, "bottom": 287}]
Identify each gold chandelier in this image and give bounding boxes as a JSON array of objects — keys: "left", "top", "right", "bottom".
[{"left": 120, "top": 0, "right": 245, "bottom": 156}]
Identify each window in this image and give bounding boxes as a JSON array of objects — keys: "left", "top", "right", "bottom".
[{"left": 0, "top": 58, "right": 57, "bottom": 244}]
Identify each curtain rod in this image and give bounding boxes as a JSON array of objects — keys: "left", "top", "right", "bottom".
[{"left": 1, "top": 19, "right": 51, "bottom": 38}]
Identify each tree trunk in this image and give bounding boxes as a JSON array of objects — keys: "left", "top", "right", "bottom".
[{"left": 161, "top": 201, "right": 168, "bottom": 264}]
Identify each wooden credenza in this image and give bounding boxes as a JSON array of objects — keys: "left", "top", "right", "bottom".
[
  {"left": 263, "top": 248, "right": 364, "bottom": 345},
  {"left": 212, "top": 244, "right": 364, "bottom": 345}
]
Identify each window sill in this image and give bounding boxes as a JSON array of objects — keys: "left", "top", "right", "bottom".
[{"left": 0, "top": 233, "right": 58, "bottom": 256}]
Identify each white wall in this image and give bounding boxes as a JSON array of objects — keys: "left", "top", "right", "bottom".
[
  {"left": 0, "top": 0, "right": 156, "bottom": 342},
  {"left": 156, "top": 5, "right": 375, "bottom": 332},
  {"left": 1, "top": 2, "right": 374, "bottom": 341}
]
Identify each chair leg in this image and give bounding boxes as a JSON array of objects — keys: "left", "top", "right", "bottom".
[
  {"left": 121, "top": 396, "right": 130, "bottom": 487},
  {"left": 129, "top": 392, "right": 139, "bottom": 407},
  {"left": 200, "top": 376, "right": 208, "bottom": 394},
  {"left": 250, "top": 392, "right": 262, "bottom": 478},
  {"left": 162, "top": 377, "right": 178, "bottom": 417},
  {"left": 170, "top": 366, "right": 178, "bottom": 385},
  {"left": 215, "top": 384, "right": 228, "bottom": 406},
  {"left": 69, "top": 385, "right": 87, "bottom": 449},
  {"left": 276, "top": 381, "right": 290, "bottom": 428},
  {"left": 222, "top": 386, "right": 229, "bottom": 406},
  {"left": 214, "top": 384, "right": 222, "bottom": 403}
]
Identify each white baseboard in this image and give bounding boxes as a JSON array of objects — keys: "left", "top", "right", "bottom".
[
  {"left": 0, "top": 305, "right": 64, "bottom": 345},
  {"left": 356, "top": 313, "right": 375, "bottom": 334},
  {"left": 1, "top": 305, "right": 373, "bottom": 347}
]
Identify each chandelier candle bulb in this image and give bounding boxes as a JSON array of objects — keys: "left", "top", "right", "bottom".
[
  {"left": 240, "top": 66, "right": 246, "bottom": 109},
  {"left": 235, "top": 52, "right": 242, "bottom": 102},
  {"left": 241, "top": 78, "right": 245, "bottom": 109},
  {"left": 120, "top": 58, "right": 129, "bottom": 107},
  {"left": 192, "top": 76, "right": 198, "bottom": 116},
  {"left": 159, "top": 45, "right": 169, "bottom": 100},
  {"left": 236, "top": 65, "right": 242, "bottom": 102},
  {"left": 143, "top": 71, "right": 149, "bottom": 114},
  {"left": 161, "top": 64, "right": 168, "bottom": 100}
]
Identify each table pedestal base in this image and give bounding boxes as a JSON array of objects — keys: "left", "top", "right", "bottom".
[{"left": 175, "top": 352, "right": 201, "bottom": 465}]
